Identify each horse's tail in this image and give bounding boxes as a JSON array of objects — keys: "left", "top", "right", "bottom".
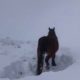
[{"left": 36, "top": 45, "right": 44, "bottom": 75}]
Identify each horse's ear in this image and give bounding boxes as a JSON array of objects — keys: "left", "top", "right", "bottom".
[
  {"left": 53, "top": 27, "right": 55, "bottom": 30},
  {"left": 49, "top": 27, "right": 51, "bottom": 30}
]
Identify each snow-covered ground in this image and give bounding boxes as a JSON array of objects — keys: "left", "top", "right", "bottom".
[
  {"left": 0, "top": 0, "right": 80, "bottom": 80},
  {"left": 0, "top": 37, "right": 79, "bottom": 80}
]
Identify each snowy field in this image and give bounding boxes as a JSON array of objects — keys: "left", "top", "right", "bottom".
[
  {"left": 0, "top": 37, "right": 79, "bottom": 80},
  {"left": 0, "top": 0, "right": 80, "bottom": 80}
]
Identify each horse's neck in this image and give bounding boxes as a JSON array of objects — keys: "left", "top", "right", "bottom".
[{"left": 47, "top": 34, "right": 57, "bottom": 40}]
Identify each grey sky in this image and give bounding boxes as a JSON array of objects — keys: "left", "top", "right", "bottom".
[{"left": 0, "top": 0, "right": 80, "bottom": 47}]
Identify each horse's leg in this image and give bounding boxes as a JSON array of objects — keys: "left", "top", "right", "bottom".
[
  {"left": 45, "top": 55, "right": 50, "bottom": 69},
  {"left": 52, "top": 54, "right": 56, "bottom": 66},
  {"left": 37, "top": 52, "right": 44, "bottom": 75}
]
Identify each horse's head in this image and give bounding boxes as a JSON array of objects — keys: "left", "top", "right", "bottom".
[{"left": 48, "top": 27, "right": 56, "bottom": 37}]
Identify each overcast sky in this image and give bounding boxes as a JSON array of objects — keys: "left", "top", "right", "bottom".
[{"left": 0, "top": 0, "right": 80, "bottom": 47}]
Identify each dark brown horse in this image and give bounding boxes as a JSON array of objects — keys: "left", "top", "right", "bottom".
[{"left": 36, "top": 27, "right": 59, "bottom": 75}]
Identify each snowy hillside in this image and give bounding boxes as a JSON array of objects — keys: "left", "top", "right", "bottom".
[
  {"left": 0, "top": 0, "right": 80, "bottom": 80},
  {"left": 0, "top": 37, "right": 79, "bottom": 80}
]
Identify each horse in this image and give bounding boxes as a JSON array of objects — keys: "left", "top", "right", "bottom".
[{"left": 36, "top": 27, "right": 59, "bottom": 75}]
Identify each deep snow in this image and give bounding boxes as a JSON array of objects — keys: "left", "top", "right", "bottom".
[
  {"left": 0, "top": 0, "right": 80, "bottom": 80},
  {"left": 0, "top": 37, "right": 79, "bottom": 80}
]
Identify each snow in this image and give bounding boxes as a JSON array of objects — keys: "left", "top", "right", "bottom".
[
  {"left": 0, "top": 37, "right": 78, "bottom": 80},
  {"left": 0, "top": 0, "right": 80, "bottom": 80}
]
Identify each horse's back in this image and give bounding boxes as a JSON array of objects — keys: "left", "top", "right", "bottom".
[
  {"left": 38, "top": 36, "right": 48, "bottom": 52},
  {"left": 38, "top": 36, "right": 59, "bottom": 53}
]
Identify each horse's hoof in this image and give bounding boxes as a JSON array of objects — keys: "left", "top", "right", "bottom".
[
  {"left": 52, "top": 63, "right": 56, "bottom": 66},
  {"left": 36, "top": 69, "right": 42, "bottom": 75},
  {"left": 36, "top": 72, "right": 42, "bottom": 75},
  {"left": 52, "top": 61, "right": 56, "bottom": 66},
  {"left": 46, "top": 66, "right": 50, "bottom": 70}
]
